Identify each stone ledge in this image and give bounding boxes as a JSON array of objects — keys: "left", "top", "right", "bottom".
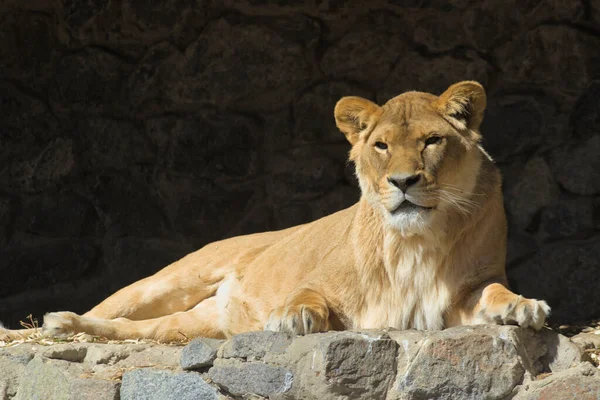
[{"left": 1, "top": 325, "right": 599, "bottom": 400}]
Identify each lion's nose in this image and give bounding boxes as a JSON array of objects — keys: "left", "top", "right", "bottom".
[{"left": 387, "top": 174, "right": 421, "bottom": 192}]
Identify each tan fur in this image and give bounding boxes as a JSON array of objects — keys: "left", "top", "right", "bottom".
[{"left": 1, "top": 81, "right": 550, "bottom": 342}]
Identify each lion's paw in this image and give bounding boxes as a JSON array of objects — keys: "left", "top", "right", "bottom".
[
  {"left": 483, "top": 296, "right": 551, "bottom": 330},
  {"left": 43, "top": 311, "right": 81, "bottom": 337},
  {"left": 264, "top": 305, "right": 328, "bottom": 335}
]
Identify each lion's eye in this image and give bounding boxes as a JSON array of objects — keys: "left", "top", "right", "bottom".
[
  {"left": 374, "top": 141, "right": 388, "bottom": 150},
  {"left": 425, "top": 136, "right": 442, "bottom": 146}
]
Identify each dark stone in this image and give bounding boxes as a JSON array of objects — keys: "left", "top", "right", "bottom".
[
  {"left": 505, "top": 157, "right": 559, "bottom": 231},
  {"left": 1, "top": 137, "right": 75, "bottom": 193},
  {"left": 166, "top": 16, "right": 313, "bottom": 112},
  {"left": 49, "top": 49, "right": 132, "bottom": 116},
  {"left": 0, "top": 82, "right": 59, "bottom": 148},
  {"left": 293, "top": 82, "right": 370, "bottom": 144},
  {"left": 378, "top": 49, "right": 491, "bottom": 104},
  {"left": 0, "top": 11, "right": 58, "bottom": 92},
  {"left": 181, "top": 337, "right": 224, "bottom": 370},
  {"left": 58, "top": 0, "right": 110, "bottom": 33},
  {"left": 494, "top": 26, "right": 600, "bottom": 94},
  {"left": 56, "top": 0, "right": 149, "bottom": 59},
  {"left": 413, "top": 8, "right": 469, "bottom": 52},
  {"left": 463, "top": 0, "right": 537, "bottom": 51},
  {"left": 127, "top": 42, "right": 180, "bottom": 114},
  {"left": 273, "top": 202, "right": 313, "bottom": 230},
  {"left": 154, "top": 172, "right": 259, "bottom": 244},
  {"left": 273, "top": 185, "right": 358, "bottom": 229},
  {"left": 481, "top": 96, "right": 546, "bottom": 161},
  {"left": 509, "top": 237, "right": 600, "bottom": 323},
  {"left": 146, "top": 111, "right": 262, "bottom": 180},
  {"left": 15, "top": 192, "right": 100, "bottom": 238},
  {"left": 269, "top": 146, "right": 345, "bottom": 203},
  {"left": 84, "top": 173, "right": 171, "bottom": 237},
  {"left": 550, "top": 135, "right": 600, "bottom": 195},
  {"left": 0, "top": 240, "right": 98, "bottom": 298},
  {"left": 321, "top": 12, "right": 408, "bottom": 85},
  {"left": 208, "top": 360, "right": 293, "bottom": 397},
  {"left": 573, "top": 81, "right": 600, "bottom": 139},
  {"left": 75, "top": 118, "right": 155, "bottom": 172},
  {"left": 0, "top": 278, "right": 110, "bottom": 329},
  {"left": 121, "top": 368, "right": 218, "bottom": 400},
  {"left": 506, "top": 232, "right": 538, "bottom": 267},
  {"left": 102, "top": 237, "right": 193, "bottom": 289},
  {"left": 0, "top": 196, "right": 12, "bottom": 246},
  {"left": 538, "top": 196, "right": 594, "bottom": 241}
]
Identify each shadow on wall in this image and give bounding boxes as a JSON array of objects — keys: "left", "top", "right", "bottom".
[{"left": 0, "top": 0, "right": 599, "bottom": 327}]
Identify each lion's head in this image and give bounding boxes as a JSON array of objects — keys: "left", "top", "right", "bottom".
[{"left": 334, "top": 81, "right": 488, "bottom": 235}]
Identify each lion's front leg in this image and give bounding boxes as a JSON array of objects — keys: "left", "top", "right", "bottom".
[
  {"left": 449, "top": 282, "right": 551, "bottom": 330},
  {"left": 264, "top": 289, "right": 330, "bottom": 335}
]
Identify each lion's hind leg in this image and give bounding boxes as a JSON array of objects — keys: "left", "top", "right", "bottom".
[{"left": 43, "top": 297, "right": 224, "bottom": 341}]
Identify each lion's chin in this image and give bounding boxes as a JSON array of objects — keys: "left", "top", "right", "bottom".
[{"left": 383, "top": 201, "right": 435, "bottom": 234}]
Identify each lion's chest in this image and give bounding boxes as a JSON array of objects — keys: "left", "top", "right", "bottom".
[{"left": 354, "top": 249, "right": 450, "bottom": 331}]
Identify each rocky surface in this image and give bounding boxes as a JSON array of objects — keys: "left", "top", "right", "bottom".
[
  {"left": 1, "top": 326, "right": 599, "bottom": 399},
  {"left": 0, "top": 1, "right": 599, "bottom": 329}
]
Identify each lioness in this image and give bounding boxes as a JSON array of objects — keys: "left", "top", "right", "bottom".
[{"left": 1, "top": 81, "right": 550, "bottom": 342}]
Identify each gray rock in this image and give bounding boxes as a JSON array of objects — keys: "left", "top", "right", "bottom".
[
  {"left": 84, "top": 344, "right": 143, "bottom": 365},
  {"left": 120, "top": 368, "right": 218, "bottom": 400},
  {"left": 41, "top": 343, "right": 88, "bottom": 362},
  {"left": 387, "top": 330, "right": 430, "bottom": 378},
  {"left": 115, "top": 344, "right": 183, "bottom": 369},
  {"left": 0, "top": 345, "right": 35, "bottom": 399},
  {"left": 289, "top": 331, "right": 398, "bottom": 400},
  {"left": 513, "top": 362, "right": 600, "bottom": 399},
  {"left": 550, "top": 135, "right": 600, "bottom": 195},
  {"left": 16, "top": 356, "right": 120, "bottom": 400},
  {"left": 181, "top": 338, "right": 224, "bottom": 370},
  {"left": 571, "top": 332, "right": 600, "bottom": 351},
  {"left": 390, "top": 325, "right": 528, "bottom": 400},
  {"left": 219, "top": 331, "right": 292, "bottom": 360},
  {"left": 208, "top": 359, "right": 293, "bottom": 397},
  {"left": 537, "top": 329, "right": 587, "bottom": 372}
]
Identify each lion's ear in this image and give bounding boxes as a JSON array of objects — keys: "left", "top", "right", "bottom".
[
  {"left": 334, "top": 96, "right": 381, "bottom": 145},
  {"left": 432, "top": 81, "right": 486, "bottom": 142}
]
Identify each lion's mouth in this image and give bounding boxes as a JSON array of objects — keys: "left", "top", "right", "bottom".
[{"left": 390, "top": 200, "right": 434, "bottom": 214}]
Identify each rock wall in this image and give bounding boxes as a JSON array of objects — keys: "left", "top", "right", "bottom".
[
  {"left": 1, "top": 0, "right": 600, "bottom": 327},
  {"left": 1, "top": 326, "right": 599, "bottom": 399}
]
